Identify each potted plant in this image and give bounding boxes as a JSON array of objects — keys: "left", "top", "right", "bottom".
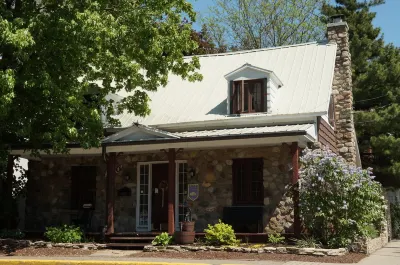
[
  {"left": 181, "top": 208, "right": 195, "bottom": 232},
  {"left": 174, "top": 208, "right": 195, "bottom": 244}
]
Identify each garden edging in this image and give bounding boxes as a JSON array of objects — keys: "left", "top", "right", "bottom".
[
  {"left": 143, "top": 245, "right": 347, "bottom": 257},
  {"left": 0, "top": 239, "right": 106, "bottom": 250}
]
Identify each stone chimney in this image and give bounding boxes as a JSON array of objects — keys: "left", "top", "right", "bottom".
[{"left": 327, "top": 15, "right": 357, "bottom": 164}]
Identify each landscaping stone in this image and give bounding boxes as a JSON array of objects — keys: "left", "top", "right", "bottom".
[{"left": 141, "top": 243, "right": 348, "bottom": 258}]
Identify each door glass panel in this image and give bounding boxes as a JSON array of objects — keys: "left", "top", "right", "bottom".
[
  {"left": 139, "top": 164, "right": 150, "bottom": 227},
  {"left": 177, "top": 163, "right": 188, "bottom": 225}
]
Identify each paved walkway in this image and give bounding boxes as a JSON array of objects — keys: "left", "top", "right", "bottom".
[{"left": 1, "top": 240, "right": 400, "bottom": 265}]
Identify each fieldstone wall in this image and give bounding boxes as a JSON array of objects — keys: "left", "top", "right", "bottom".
[
  {"left": 327, "top": 21, "right": 357, "bottom": 164},
  {"left": 175, "top": 145, "right": 293, "bottom": 233},
  {"left": 25, "top": 145, "right": 294, "bottom": 234},
  {"left": 25, "top": 156, "right": 106, "bottom": 232}
]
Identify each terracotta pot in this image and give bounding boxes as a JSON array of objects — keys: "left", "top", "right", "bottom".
[
  {"left": 181, "top": 221, "right": 195, "bottom": 232},
  {"left": 174, "top": 231, "right": 195, "bottom": 245}
]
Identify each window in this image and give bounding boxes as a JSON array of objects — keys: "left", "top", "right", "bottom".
[
  {"left": 232, "top": 158, "right": 263, "bottom": 205},
  {"left": 230, "top": 79, "right": 265, "bottom": 114},
  {"left": 71, "top": 166, "right": 96, "bottom": 210}
]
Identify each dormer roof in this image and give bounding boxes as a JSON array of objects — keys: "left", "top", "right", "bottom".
[{"left": 224, "top": 63, "right": 283, "bottom": 87}]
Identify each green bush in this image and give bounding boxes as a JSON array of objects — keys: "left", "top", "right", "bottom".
[
  {"left": 267, "top": 232, "right": 285, "bottom": 245},
  {"left": 44, "top": 225, "right": 83, "bottom": 243},
  {"left": 292, "top": 235, "right": 322, "bottom": 248},
  {"left": 152, "top": 232, "right": 172, "bottom": 246},
  {"left": 0, "top": 229, "right": 25, "bottom": 239},
  {"left": 391, "top": 202, "right": 400, "bottom": 238},
  {"left": 204, "top": 220, "right": 240, "bottom": 246},
  {"left": 299, "top": 148, "right": 386, "bottom": 248}
]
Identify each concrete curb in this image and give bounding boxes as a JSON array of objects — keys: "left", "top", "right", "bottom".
[{"left": 0, "top": 261, "right": 212, "bottom": 265}]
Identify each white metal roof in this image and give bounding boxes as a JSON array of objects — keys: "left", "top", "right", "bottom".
[
  {"left": 103, "top": 123, "right": 316, "bottom": 143},
  {"left": 174, "top": 124, "right": 315, "bottom": 138},
  {"left": 114, "top": 41, "right": 337, "bottom": 128}
]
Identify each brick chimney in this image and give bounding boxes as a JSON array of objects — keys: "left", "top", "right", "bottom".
[{"left": 327, "top": 15, "right": 357, "bottom": 164}]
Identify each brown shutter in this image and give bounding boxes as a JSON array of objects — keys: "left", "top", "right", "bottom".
[
  {"left": 263, "top": 78, "right": 268, "bottom": 112},
  {"left": 230, "top": 81, "right": 236, "bottom": 114}
]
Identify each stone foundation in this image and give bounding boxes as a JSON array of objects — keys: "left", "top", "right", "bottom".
[{"left": 25, "top": 145, "right": 294, "bottom": 234}]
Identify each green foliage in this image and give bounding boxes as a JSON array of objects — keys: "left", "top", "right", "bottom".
[
  {"left": 322, "top": 0, "right": 400, "bottom": 187},
  {"left": 299, "top": 148, "right": 386, "bottom": 248},
  {"left": 44, "top": 225, "right": 83, "bottom": 243},
  {"left": 201, "top": 0, "right": 326, "bottom": 50},
  {"left": 267, "top": 233, "right": 285, "bottom": 245},
  {"left": 292, "top": 236, "right": 322, "bottom": 248},
  {"left": 204, "top": 220, "right": 240, "bottom": 246},
  {"left": 0, "top": 229, "right": 25, "bottom": 239},
  {"left": 0, "top": 0, "right": 202, "bottom": 157},
  {"left": 390, "top": 202, "right": 400, "bottom": 238},
  {"left": 151, "top": 232, "right": 173, "bottom": 246}
]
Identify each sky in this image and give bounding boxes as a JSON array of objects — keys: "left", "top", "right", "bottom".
[{"left": 188, "top": 0, "right": 400, "bottom": 47}]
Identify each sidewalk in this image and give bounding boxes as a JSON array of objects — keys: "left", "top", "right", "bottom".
[{"left": 1, "top": 240, "right": 400, "bottom": 265}]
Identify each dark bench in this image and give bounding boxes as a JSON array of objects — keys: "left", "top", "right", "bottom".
[{"left": 222, "top": 206, "right": 264, "bottom": 233}]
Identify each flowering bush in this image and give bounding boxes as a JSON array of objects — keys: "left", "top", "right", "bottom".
[{"left": 299, "top": 148, "right": 386, "bottom": 248}]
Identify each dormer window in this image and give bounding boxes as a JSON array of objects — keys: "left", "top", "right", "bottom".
[
  {"left": 230, "top": 79, "right": 265, "bottom": 114},
  {"left": 225, "top": 63, "right": 283, "bottom": 115}
]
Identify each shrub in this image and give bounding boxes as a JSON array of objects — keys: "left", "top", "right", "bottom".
[
  {"left": 299, "top": 148, "right": 386, "bottom": 248},
  {"left": 152, "top": 232, "right": 172, "bottom": 246},
  {"left": 0, "top": 229, "right": 25, "bottom": 239},
  {"left": 44, "top": 225, "right": 83, "bottom": 243},
  {"left": 391, "top": 202, "right": 400, "bottom": 238},
  {"left": 267, "top": 233, "right": 285, "bottom": 245},
  {"left": 204, "top": 220, "right": 240, "bottom": 246},
  {"left": 292, "top": 235, "right": 322, "bottom": 248}
]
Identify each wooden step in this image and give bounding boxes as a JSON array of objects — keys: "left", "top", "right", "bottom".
[
  {"left": 108, "top": 236, "right": 155, "bottom": 241},
  {"left": 106, "top": 242, "right": 148, "bottom": 248}
]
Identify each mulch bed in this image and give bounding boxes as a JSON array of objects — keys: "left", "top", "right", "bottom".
[
  {"left": 0, "top": 247, "right": 94, "bottom": 257},
  {"left": 132, "top": 251, "right": 367, "bottom": 263}
]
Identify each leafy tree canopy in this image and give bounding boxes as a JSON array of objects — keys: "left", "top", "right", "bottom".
[
  {"left": 0, "top": 0, "right": 202, "bottom": 155},
  {"left": 322, "top": 0, "right": 400, "bottom": 187},
  {"left": 202, "top": 0, "right": 327, "bottom": 50}
]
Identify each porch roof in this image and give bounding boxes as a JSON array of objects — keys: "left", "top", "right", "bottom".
[
  {"left": 102, "top": 123, "right": 316, "bottom": 146},
  {"left": 11, "top": 123, "right": 316, "bottom": 157},
  {"left": 173, "top": 124, "right": 315, "bottom": 139}
]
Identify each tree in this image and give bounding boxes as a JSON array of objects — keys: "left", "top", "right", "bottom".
[
  {"left": 322, "top": 0, "right": 400, "bottom": 186},
  {"left": 190, "top": 24, "right": 227, "bottom": 55},
  {"left": 0, "top": 0, "right": 202, "bottom": 229},
  {"left": 0, "top": 0, "right": 202, "bottom": 155},
  {"left": 202, "top": 0, "right": 327, "bottom": 50}
]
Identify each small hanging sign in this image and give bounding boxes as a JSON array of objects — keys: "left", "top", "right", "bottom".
[{"left": 187, "top": 184, "right": 199, "bottom": 201}]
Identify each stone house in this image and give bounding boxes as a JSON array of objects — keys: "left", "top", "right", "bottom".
[{"left": 11, "top": 17, "right": 360, "bottom": 237}]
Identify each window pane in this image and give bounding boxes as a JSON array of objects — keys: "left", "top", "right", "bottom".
[
  {"left": 243, "top": 83, "right": 249, "bottom": 112},
  {"left": 237, "top": 82, "right": 242, "bottom": 112},
  {"left": 251, "top": 82, "right": 262, "bottom": 112}
]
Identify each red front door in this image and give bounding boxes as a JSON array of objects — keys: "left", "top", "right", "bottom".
[{"left": 151, "top": 163, "right": 169, "bottom": 231}]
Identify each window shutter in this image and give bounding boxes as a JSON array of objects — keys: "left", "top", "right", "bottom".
[
  {"left": 230, "top": 80, "right": 236, "bottom": 114},
  {"left": 263, "top": 78, "right": 268, "bottom": 112}
]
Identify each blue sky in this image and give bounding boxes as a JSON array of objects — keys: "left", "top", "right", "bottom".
[{"left": 188, "top": 0, "right": 400, "bottom": 47}]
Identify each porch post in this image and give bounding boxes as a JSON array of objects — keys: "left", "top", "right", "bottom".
[
  {"left": 106, "top": 152, "right": 116, "bottom": 234},
  {"left": 291, "top": 142, "right": 301, "bottom": 237},
  {"left": 168, "top": 148, "right": 176, "bottom": 235}
]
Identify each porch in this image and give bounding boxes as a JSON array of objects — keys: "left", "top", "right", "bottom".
[{"left": 23, "top": 144, "right": 301, "bottom": 238}]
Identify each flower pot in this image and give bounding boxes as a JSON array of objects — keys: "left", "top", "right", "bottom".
[
  {"left": 181, "top": 221, "right": 195, "bottom": 232},
  {"left": 174, "top": 231, "right": 195, "bottom": 245}
]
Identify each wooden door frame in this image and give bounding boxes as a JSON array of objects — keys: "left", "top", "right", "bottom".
[{"left": 135, "top": 160, "right": 186, "bottom": 232}]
